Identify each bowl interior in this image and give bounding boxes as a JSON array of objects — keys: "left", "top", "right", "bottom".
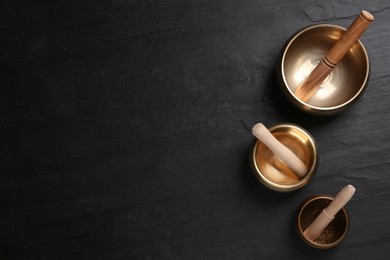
[
  {"left": 297, "top": 196, "right": 349, "bottom": 248},
  {"left": 253, "top": 124, "right": 317, "bottom": 191},
  {"left": 282, "top": 25, "right": 369, "bottom": 108}
]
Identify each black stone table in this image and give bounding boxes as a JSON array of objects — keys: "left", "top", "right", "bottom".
[{"left": 1, "top": 1, "right": 390, "bottom": 259}]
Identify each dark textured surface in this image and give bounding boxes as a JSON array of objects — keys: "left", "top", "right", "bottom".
[{"left": 1, "top": 1, "right": 390, "bottom": 259}]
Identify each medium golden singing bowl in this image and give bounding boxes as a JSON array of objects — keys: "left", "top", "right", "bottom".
[
  {"left": 251, "top": 123, "right": 318, "bottom": 192},
  {"left": 296, "top": 195, "right": 350, "bottom": 249},
  {"left": 277, "top": 24, "right": 370, "bottom": 116}
]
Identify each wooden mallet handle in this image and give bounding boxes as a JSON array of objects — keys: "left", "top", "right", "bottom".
[
  {"left": 303, "top": 184, "right": 356, "bottom": 241},
  {"left": 294, "top": 11, "right": 374, "bottom": 102},
  {"left": 252, "top": 123, "right": 308, "bottom": 178}
]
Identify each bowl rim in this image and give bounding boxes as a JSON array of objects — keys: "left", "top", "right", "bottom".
[{"left": 280, "top": 24, "right": 370, "bottom": 113}]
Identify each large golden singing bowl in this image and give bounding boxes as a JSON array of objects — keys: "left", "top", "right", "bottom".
[
  {"left": 277, "top": 24, "right": 370, "bottom": 116},
  {"left": 251, "top": 123, "right": 319, "bottom": 192}
]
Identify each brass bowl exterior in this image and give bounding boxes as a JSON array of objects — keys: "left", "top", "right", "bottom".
[
  {"left": 278, "top": 24, "right": 370, "bottom": 116},
  {"left": 251, "top": 123, "right": 318, "bottom": 192},
  {"left": 296, "top": 195, "right": 350, "bottom": 249}
]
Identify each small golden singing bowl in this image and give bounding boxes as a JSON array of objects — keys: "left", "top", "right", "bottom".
[
  {"left": 277, "top": 24, "right": 370, "bottom": 116},
  {"left": 250, "top": 123, "right": 318, "bottom": 192},
  {"left": 296, "top": 195, "right": 350, "bottom": 249}
]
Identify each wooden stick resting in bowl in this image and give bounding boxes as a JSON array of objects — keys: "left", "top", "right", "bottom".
[
  {"left": 294, "top": 10, "right": 374, "bottom": 102},
  {"left": 303, "top": 184, "right": 356, "bottom": 241},
  {"left": 252, "top": 123, "right": 308, "bottom": 178}
]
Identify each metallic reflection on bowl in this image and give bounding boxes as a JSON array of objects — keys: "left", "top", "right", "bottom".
[
  {"left": 277, "top": 24, "right": 370, "bottom": 115},
  {"left": 251, "top": 123, "right": 318, "bottom": 192}
]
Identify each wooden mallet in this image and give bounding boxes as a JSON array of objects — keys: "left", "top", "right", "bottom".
[
  {"left": 303, "top": 184, "right": 356, "bottom": 241},
  {"left": 252, "top": 123, "right": 308, "bottom": 179},
  {"left": 294, "top": 11, "right": 374, "bottom": 102}
]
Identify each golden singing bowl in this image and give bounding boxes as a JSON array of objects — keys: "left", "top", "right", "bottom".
[
  {"left": 296, "top": 195, "right": 350, "bottom": 249},
  {"left": 251, "top": 123, "right": 319, "bottom": 192},
  {"left": 277, "top": 24, "right": 370, "bottom": 116}
]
